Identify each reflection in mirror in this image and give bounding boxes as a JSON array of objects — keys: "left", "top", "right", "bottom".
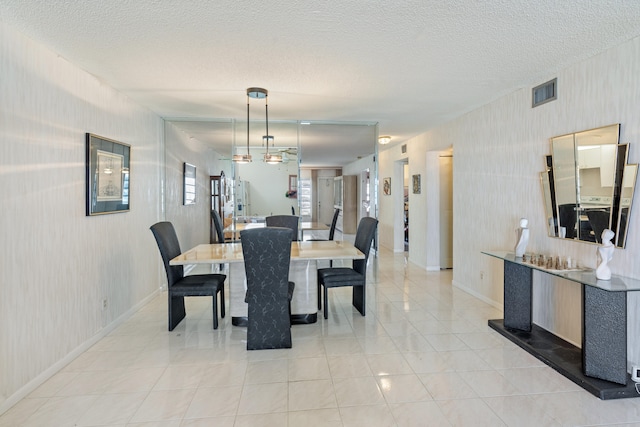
[
  {"left": 165, "top": 118, "right": 377, "bottom": 233},
  {"left": 232, "top": 120, "right": 300, "bottom": 221},
  {"left": 298, "top": 122, "right": 377, "bottom": 226},
  {"left": 551, "top": 133, "right": 578, "bottom": 238},
  {"left": 542, "top": 123, "right": 638, "bottom": 247}
]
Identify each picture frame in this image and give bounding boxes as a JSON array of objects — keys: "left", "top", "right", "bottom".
[
  {"left": 86, "top": 133, "right": 130, "bottom": 216},
  {"left": 183, "top": 163, "right": 196, "bottom": 205},
  {"left": 383, "top": 177, "right": 391, "bottom": 195},
  {"left": 412, "top": 174, "right": 421, "bottom": 194}
]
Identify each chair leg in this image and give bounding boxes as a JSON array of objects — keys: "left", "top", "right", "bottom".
[
  {"left": 352, "top": 285, "right": 366, "bottom": 316},
  {"left": 212, "top": 293, "right": 219, "bottom": 330},
  {"left": 220, "top": 287, "right": 225, "bottom": 318},
  {"left": 169, "top": 294, "right": 186, "bottom": 331},
  {"left": 317, "top": 280, "right": 322, "bottom": 310},
  {"left": 324, "top": 286, "right": 329, "bottom": 319}
]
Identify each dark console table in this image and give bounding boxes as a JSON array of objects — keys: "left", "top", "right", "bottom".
[{"left": 483, "top": 251, "right": 640, "bottom": 399}]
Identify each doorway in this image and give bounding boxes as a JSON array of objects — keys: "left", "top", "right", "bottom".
[
  {"left": 359, "top": 169, "right": 371, "bottom": 220},
  {"left": 403, "top": 162, "right": 409, "bottom": 251},
  {"left": 317, "top": 176, "right": 334, "bottom": 225},
  {"left": 424, "top": 148, "right": 453, "bottom": 269},
  {"left": 439, "top": 151, "right": 453, "bottom": 268}
]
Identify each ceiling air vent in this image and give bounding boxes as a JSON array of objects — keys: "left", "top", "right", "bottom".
[
  {"left": 401, "top": 144, "right": 407, "bottom": 153},
  {"left": 532, "top": 78, "right": 557, "bottom": 108}
]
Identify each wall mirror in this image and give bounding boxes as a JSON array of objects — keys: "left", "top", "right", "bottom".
[
  {"left": 165, "top": 118, "right": 377, "bottom": 230},
  {"left": 541, "top": 123, "right": 638, "bottom": 247}
]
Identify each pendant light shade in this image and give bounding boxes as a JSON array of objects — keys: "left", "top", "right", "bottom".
[{"left": 263, "top": 135, "right": 282, "bottom": 163}]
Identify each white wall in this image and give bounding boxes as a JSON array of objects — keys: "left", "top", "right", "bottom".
[
  {"left": 378, "top": 35, "right": 640, "bottom": 367},
  {"left": 0, "top": 22, "right": 214, "bottom": 413}
]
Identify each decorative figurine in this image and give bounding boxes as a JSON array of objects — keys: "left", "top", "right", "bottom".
[
  {"left": 514, "top": 218, "right": 529, "bottom": 258},
  {"left": 596, "top": 229, "right": 615, "bottom": 281}
]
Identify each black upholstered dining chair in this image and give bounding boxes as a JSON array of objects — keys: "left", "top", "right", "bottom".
[
  {"left": 317, "top": 217, "right": 378, "bottom": 319},
  {"left": 309, "top": 208, "right": 341, "bottom": 242},
  {"left": 307, "top": 208, "right": 341, "bottom": 266},
  {"left": 265, "top": 215, "right": 299, "bottom": 241},
  {"left": 586, "top": 209, "right": 611, "bottom": 243},
  {"left": 241, "top": 227, "right": 295, "bottom": 350},
  {"left": 150, "top": 221, "right": 226, "bottom": 330},
  {"left": 211, "top": 209, "right": 239, "bottom": 243}
]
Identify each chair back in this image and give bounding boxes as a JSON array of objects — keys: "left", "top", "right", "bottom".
[
  {"left": 150, "top": 222, "right": 184, "bottom": 287},
  {"left": 558, "top": 204, "right": 577, "bottom": 238},
  {"left": 352, "top": 217, "right": 378, "bottom": 274},
  {"left": 211, "top": 210, "right": 225, "bottom": 243},
  {"left": 265, "top": 215, "right": 299, "bottom": 241},
  {"left": 241, "top": 227, "right": 293, "bottom": 298},
  {"left": 328, "top": 208, "right": 341, "bottom": 240},
  {"left": 241, "top": 227, "right": 294, "bottom": 349},
  {"left": 586, "top": 209, "right": 611, "bottom": 243}
]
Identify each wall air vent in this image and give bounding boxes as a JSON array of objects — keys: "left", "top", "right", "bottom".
[
  {"left": 532, "top": 78, "right": 557, "bottom": 108},
  {"left": 401, "top": 144, "right": 407, "bottom": 153}
]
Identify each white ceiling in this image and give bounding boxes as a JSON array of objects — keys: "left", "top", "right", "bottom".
[{"left": 2, "top": 1, "right": 640, "bottom": 166}]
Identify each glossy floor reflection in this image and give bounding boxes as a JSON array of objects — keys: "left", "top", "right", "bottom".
[{"left": 3, "top": 249, "right": 640, "bottom": 426}]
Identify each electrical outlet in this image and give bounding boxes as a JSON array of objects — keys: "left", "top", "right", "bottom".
[
  {"left": 102, "top": 298, "right": 108, "bottom": 310},
  {"left": 632, "top": 365, "right": 640, "bottom": 382}
]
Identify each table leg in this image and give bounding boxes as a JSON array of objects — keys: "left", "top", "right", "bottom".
[
  {"left": 583, "top": 285, "right": 627, "bottom": 385},
  {"left": 504, "top": 260, "right": 532, "bottom": 331}
]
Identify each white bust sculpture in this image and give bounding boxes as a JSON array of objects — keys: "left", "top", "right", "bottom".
[
  {"left": 596, "top": 229, "right": 615, "bottom": 281},
  {"left": 514, "top": 218, "right": 529, "bottom": 258}
]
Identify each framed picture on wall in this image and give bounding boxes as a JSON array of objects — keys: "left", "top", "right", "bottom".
[
  {"left": 183, "top": 163, "right": 196, "bottom": 205},
  {"left": 86, "top": 133, "right": 130, "bottom": 216},
  {"left": 412, "top": 174, "right": 421, "bottom": 194},
  {"left": 383, "top": 177, "right": 391, "bottom": 195}
]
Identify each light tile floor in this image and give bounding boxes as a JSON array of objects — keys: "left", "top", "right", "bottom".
[{"left": 3, "top": 249, "right": 640, "bottom": 426}]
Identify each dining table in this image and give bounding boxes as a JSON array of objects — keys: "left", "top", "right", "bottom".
[{"left": 170, "top": 240, "right": 364, "bottom": 325}]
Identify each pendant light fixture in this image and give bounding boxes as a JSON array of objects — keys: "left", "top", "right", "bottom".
[{"left": 234, "top": 87, "right": 268, "bottom": 163}]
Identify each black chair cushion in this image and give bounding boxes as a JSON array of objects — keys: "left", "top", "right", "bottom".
[
  {"left": 171, "top": 274, "right": 226, "bottom": 295},
  {"left": 318, "top": 268, "right": 364, "bottom": 287}
]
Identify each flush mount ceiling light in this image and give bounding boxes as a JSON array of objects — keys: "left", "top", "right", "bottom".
[
  {"left": 233, "top": 87, "right": 270, "bottom": 163},
  {"left": 378, "top": 135, "right": 391, "bottom": 145}
]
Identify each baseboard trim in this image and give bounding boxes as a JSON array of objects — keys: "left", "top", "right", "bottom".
[{"left": 451, "top": 279, "right": 503, "bottom": 311}]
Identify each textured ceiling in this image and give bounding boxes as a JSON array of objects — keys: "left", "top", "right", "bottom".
[{"left": 2, "top": 1, "right": 640, "bottom": 165}]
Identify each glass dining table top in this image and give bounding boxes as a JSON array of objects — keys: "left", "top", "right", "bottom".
[{"left": 483, "top": 250, "right": 640, "bottom": 292}]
